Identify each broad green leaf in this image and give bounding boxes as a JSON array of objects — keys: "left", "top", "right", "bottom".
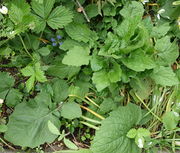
[
  {"left": 65, "top": 22, "right": 92, "bottom": 43},
  {"left": 34, "top": 63, "right": 47, "bottom": 82},
  {"left": 85, "top": 4, "right": 99, "bottom": 18},
  {"left": 31, "top": 0, "right": 55, "bottom": 18},
  {"left": 52, "top": 79, "right": 69, "bottom": 102},
  {"left": 37, "top": 47, "right": 50, "bottom": 56},
  {"left": 120, "top": 1, "right": 144, "bottom": 19},
  {"left": 122, "top": 49, "right": 156, "bottom": 72},
  {"left": 47, "top": 63, "right": 80, "bottom": 79},
  {"left": 48, "top": 120, "right": 60, "bottom": 135},
  {"left": 54, "top": 149, "right": 92, "bottom": 153},
  {"left": 26, "top": 76, "right": 35, "bottom": 92},
  {"left": 0, "top": 124, "right": 8, "bottom": 133},
  {"left": 47, "top": 6, "right": 73, "bottom": 29},
  {"left": 9, "top": 0, "right": 31, "bottom": 24},
  {"left": 100, "top": 98, "right": 117, "bottom": 114},
  {"left": 6, "top": 89, "right": 23, "bottom": 107},
  {"left": 4, "top": 102, "right": 61, "bottom": 148},
  {"left": 130, "top": 77, "right": 153, "bottom": 100},
  {"left": 0, "top": 72, "right": 15, "bottom": 99},
  {"left": 150, "top": 66, "right": 179, "bottom": 86},
  {"left": 62, "top": 46, "right": 91, "bottom": 66},
  {"left": 61, "top": 102, "right": 82, "bottom": 120},
  {"left": 91, "top": 103, "right": 142, "bottom": 153},
  {"left": 63, "top": 138, "right": 78, "bottom": 150},
  {"left": 162, "top": 111, "right": 179, "bottom": 130},
  {"left": 155, "top": 36, "right": 179, "bottom": 65},
  {"left": 108, "top": 61, "right": 122, "bottom": 83},
  {"left": 92, "top": 70, "right": 110, "bottom": 92},
  {"left": 126, "top": 128, "right": 137, "bottom": 138},
  {"left": 90, "top": 55, "right": 104, "bottom": 71},
  {"left": 151, "top": 23, "right": 170, "bottom": 38},
  {"left": 137, "top": 128, "right": 150, "bottom": 137}
]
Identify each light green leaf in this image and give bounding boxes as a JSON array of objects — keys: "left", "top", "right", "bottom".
[
  {"left": 26, "top": 76, "right": 35, "bottom": 92},
  {"left": 0, "top": 72, "right": 15, "bottom": 99},
  {"left": 92, "top": 70, "right": 110, "bottom": 92},
  {"left": 137, "top": 128, "right": 150, "bottom": 137},
  {"left": 63, "top": 138, "right": 78, "bottom": 150},
  {"left": 0, "top": 124, "right": 8, "bottom": 133},
  {"left": 61, "top": 102, "right": 82, "bottom": 120},
  {"left": 100, "top": 98, "right": 117, "bottom": 114},
  {"left": 47, "top": 63, "right": 80, "bottom": 79},
  {"left": 4, "top": 102, "right": 61, "bottom": 148},
  {"left": 48, "top": 120, "right": 60, "bottom": 135},
  {"left": 37, "top": 47, "right": 50, "bottom": 56},
  {"left": 54, "top": 149, "right": 92, "bottom": 153},
  {"left": 65, "top": 22, "right": 92, "bottom": 43},
  {"left": 47, "top": 6, "right": 73, "bottom": 29},
  {"left": 6, "top": 89, "right": 23, "bottom": 107},
  {"left": 85, "top": 4, "right": 99, "bottom": 18},
  {"left": 52, "top": 79, "right": 69, "bottom": 102},
  {"left": 108, "top": 61, "right": 122, "bottom": 83},
  {"left": 150, "top": 66, "right": 179, "bottom": 86},
  {"left": 162, "top": 111, "right": 179, "bottom": 130},
  {"left": 62, "top": 46, "right": 91, "bottom": 66},
  {"left": 155, "top": 36, "right": 179, "bottom": 65},
  {"left": 34, "top": 63, "right": 47, "bottom": 82},
  {"left": 31, "top": 0, "right": 55, "bottom": 18},
  {"left": 91, "top": 103, "right": 142, "bottom": 153},
  {"left": 90, "top": 55, "right": 104, "bottom": 71},
  {"left": 122, "top": 49, "right": 156, "bottom": 72},
  {"left": 127, "top": 128, "right": 137, "bottom": 139},
  {"left": 151, "top": 23, "right": 170, "bottom": 38}
]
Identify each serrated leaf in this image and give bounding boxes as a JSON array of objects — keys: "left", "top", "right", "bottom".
[
  {"left": 62, "top": 46, "right": 91, "bottom": 67},
  {"left": 127, "top": 128, "right": 137, "bottom": 138},
  {"left": 122, "top": 49, "right": 156, "bottom": 72},
  {"left": 92, "top": 70, "right": 110, "bottom": 92},
  {"left": 137, "top": 128, "right": 150, "bottom": 137},
  {"left": 31, "top": 0, "right": 55, "bottom": 18},
  {"left": 6, "top": 89, "right": 23, "bottom": 107},
  {"left": 155, "top": 36, "right": 179, "bottom": 65},
  {"left": 4, "top": 102, "right": 61, "bottom": 148},
  {"left": 48, "top": 120, "right": 60, "bottom": 135},
  {"left": 26, "top": 76, "right": 35, "bottom": 92},
  {"left": 47, "top": 63, "right": 80, "bottom": 79},
  {"left": 0, "top": 72, "right": 15, "bottom": 99},
  {"left": 150, "top": 66, "right": 179, "bottom": 86},
  {"left": 91, "top": 103, "right": 142, "bottom": 153},
  {"left": 65, "top": 22, "right": 92, "bottom": 43},
  {"left": 61, "top": 102, "right": 82, "bottom": 120},
  {"left": 63, "top": 138, "right": 78, "bottom": 150},
  {"left": 52, "top": 79, "right": 69, "bottom": 102},
  {"left": 47, "top": 6, "right": 73, "bottom": 29}
]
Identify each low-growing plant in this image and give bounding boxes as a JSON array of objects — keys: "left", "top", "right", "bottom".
[{"left": 0, "top": 0, "right": 179, "bottom": 153}]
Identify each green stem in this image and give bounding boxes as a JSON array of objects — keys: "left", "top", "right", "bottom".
[
  {"left": 135, "top": 93, "right": 162, "bottom": 122},
  {"left": 80, "top": 121, "right": 100, "bottom": 130},
  {"left": 81, "top": 115, "right": 101, "bottom": 124},
  {"left": 19, "top": 35, "right": 34, "bottom": 60}
]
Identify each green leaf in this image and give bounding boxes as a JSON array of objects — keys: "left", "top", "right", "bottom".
[
  {"left": 47, "top": 6, "right": 73, "bottom": 29},
  {"left": 122, "top": 49, "right": 156, "bottom": 72},
  {"left": 151, "top": 23, "right": 170, "bottom": 38},
  {"left": 4, "top": 102, "right": 61, "bottom": 148},
  {"left": 85, "top": 4, "right": 99, "bottom": 18},
  {"left": 48, "top": 120, "right": 60, "bottom": 135},
  {"left": 21, "top": 63, "right": 47, "bottom": 92},
  {"left": 92, "top": 70, "right": 110, "bottom": 92},
  {"left": 162, "top": 111, "right": 179, "bottom": 130},
  {"left": 31, "top": 0, "right": 55, "bottom": 18},
  {"left": 62, "top": 46, "right": 91, "bottom": 67},
  {"left": 130, "top": 77, "right": 153, "bottom": 100},
  {"left": 6, "top": 89, "right": 23, "bottom": 107},
  {"left": 90, "top": 55, "right": 104, "bottom": 71},
  {"left": 91, "top": 103, "right": 142, "bottom": 153},
  {"left": 37, "top": 47, "right": 50, "bottom": 56},
  {"left": 47, "top": 63, "right": 80, "bottom": 79},
  {"left": 65, "top": 22, "right": 92, "bottom": 43},
  {"left": 9, "top": 0, "right": 31, "bottom": 24},
  {"left": 63, "top": 138, "right": 78, "bottom": 150},
  {"left": 126, "top": 128, "right": 137, "bottom": 139},
  {"left": 0, "top": 124, "right": 8, "bottom": 133},
  {"left": 150, "top": 66, "right": 179, "bottom": 86},
  {"left": 108, "top": 61, "right": 122, "bottom": 83},
  {"left": 100, "top": 98, "right": 117, "bottom": 114},
  {"left": 155, "top": 36, "right": 179, "bottom": 65},
  {"left": 54, "top": 149, "right": 92, "bottom": 153},
  {"left": 52, "top": 79, "right": 69, "bottom": 102},
  {"left": 61, "top": 102, "right": 82, "bottom": 120},
  {"left": 0, "top": 72, "right": 15, "bottom": 99}
]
